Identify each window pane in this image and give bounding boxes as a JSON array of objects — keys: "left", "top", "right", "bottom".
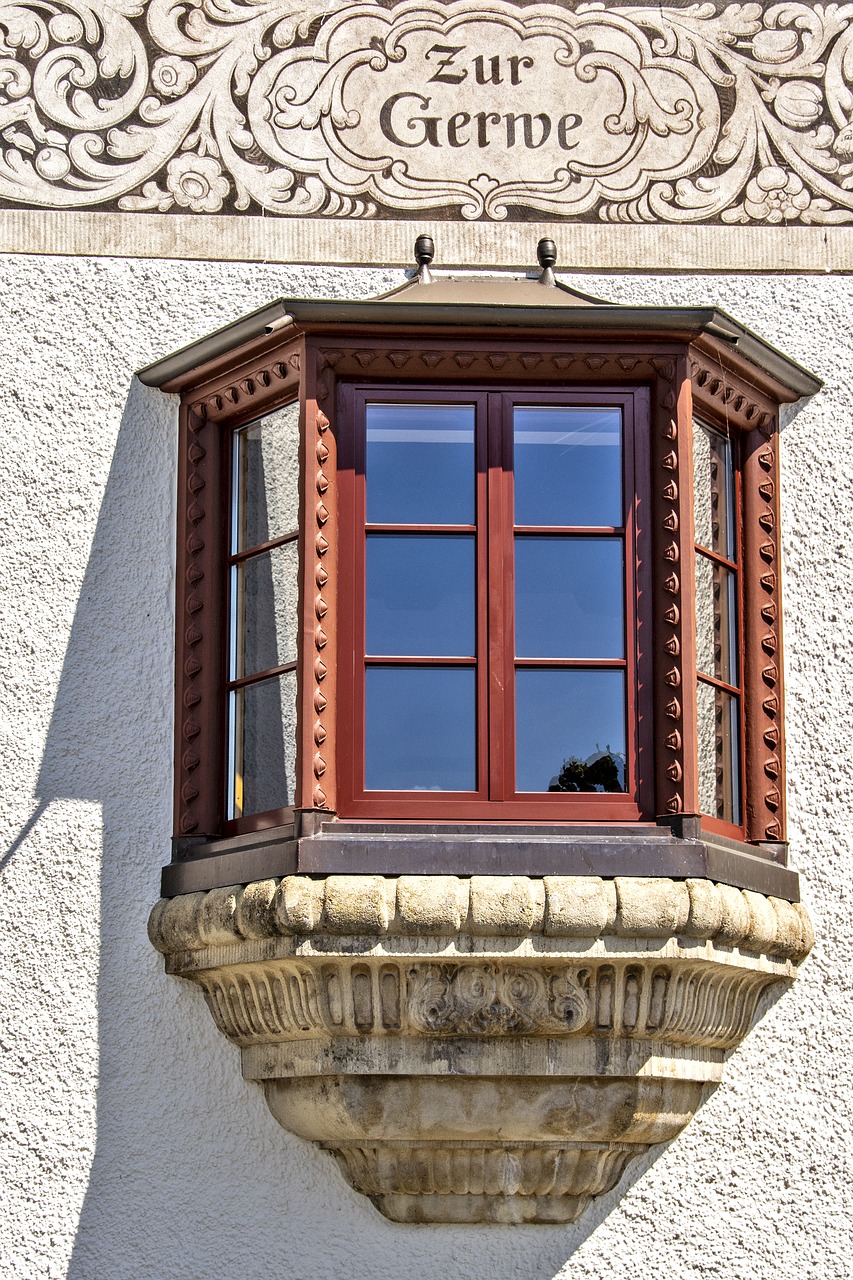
[
  {"left": 232, "top": 541, "right": 299, "bottom": 679},
  {"left": 515, "top": 669, "right": 626, "bottom": 793},
  {"left": 697, "top": 680, "right": 741, "bottom": 825},
  {"left": 515, "top": 536, "right": 624, "bottom": 659},
  {"left": 514, "top": 407, "right": 622, "bottom": 527},
  {"left": 234, "top": 402, "right": 300, "bottom": 553},
  {"left": 365, "top": 666, "right": 476, "bottom": 791},
  {"left": 693, "top": 419, "right": 735, "bottom": 559},
  {"left": 229, "top": 672, "right": 297, "bottom": 819},
  {"left": 366, "top": 404, "right": 475, "bottom": 525},
  {"left": 695, "top": 553, "right": 738, "bottom": 686},
  {"left": 366, "top": 534, "right": 475, "bottom": 657}
]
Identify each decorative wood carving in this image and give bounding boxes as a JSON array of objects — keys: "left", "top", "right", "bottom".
[
  {"left": 174, "top": 401, "right": 224, "bottom": 837},
  {"left": 651, "top": 357, "right": 694, "bottom": 818},
  {"left": 690, "top": 354, "right": 778, "bottom": 433},
  {"left": 742, "top": 420, "right": 787, "bottom": 842}
]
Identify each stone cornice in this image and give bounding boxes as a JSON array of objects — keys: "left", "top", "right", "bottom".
[{"left": 149, "top": 873, "right": 813, "bottom": 961}]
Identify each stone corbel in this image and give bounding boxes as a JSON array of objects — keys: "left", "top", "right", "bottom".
[{"left": 149, "top": 875, "right": 813, "bottom": 1225}]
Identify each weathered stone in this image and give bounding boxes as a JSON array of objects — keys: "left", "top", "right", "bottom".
[
  {"left": 151, "top": 873, "right": 812, "bottom": 1225},
  {"left": 469, "top": 875, "right": 535, "bottom": 934},
  {"left": 323, "top": 875, "right": 389, "bottom": 934},
  {"left": 275, "top": 876, "right": 324, "bottom": 934},
  {"left": 396, "top": 876, "right": 464, "bottom": 933},
  {"left": 716, "top": 883, "right": 752, "bottom": 945},
  {"left": 684, "top": 879, "right": 724, "bottom": 938},
  {"left": 614, "top": 877, "right": 690, "bottom": 936},
  {"left": 743, "top": 890, "right": 779, "bottom": 953},
  {"left": 543, "top": 876, "right": 616, "bottom": 936},
  {"left": 234, "top": 879, "right": 278, "bottom": 939}
]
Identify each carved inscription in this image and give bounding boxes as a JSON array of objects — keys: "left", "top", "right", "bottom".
[{"left": 2, "top": 1, "right": 853, "bottom": 223}]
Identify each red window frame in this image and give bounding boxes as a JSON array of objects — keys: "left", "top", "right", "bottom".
[
  {"left": 693, "top": 415, "right": 748, "bottom": 843},
  {"left": 337, "top": 382, "right": 654, "bottom": 821}
]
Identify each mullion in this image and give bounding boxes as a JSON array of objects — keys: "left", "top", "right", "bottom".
[
  {"left": 229, "top": 529, "right": 298, "bottom": 566},
  {"left": 366, "top": 523, "right": 475, "bottom": 534},
  {"left": 697, "top": 671, "right": 741, "bottom": 698},
  {"left": 515, "top": 657, "right": 627, "bottom": 669},
  {"left": 694, "top": 543, "right": 737, "bottom": 573},
  {"left": 365, "top": 655, "right": 475, "bottom": 665},
  {"left": 514, "top": 525, "right": 624, "bottom": 536},
  {"left": 228, "top": 661, "right": 298, "bottom": 691}
]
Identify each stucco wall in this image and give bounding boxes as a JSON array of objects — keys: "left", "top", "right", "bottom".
[{"left": 0, "top": 255, "right": 849, "bottom": 1280}]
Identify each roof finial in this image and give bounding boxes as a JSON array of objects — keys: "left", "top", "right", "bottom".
[
  {"left": 414, "top": 234, "right": 435, "bottom": 284},
  {"left": 537, "top": 238, "right": 557, "bottom": 287}
]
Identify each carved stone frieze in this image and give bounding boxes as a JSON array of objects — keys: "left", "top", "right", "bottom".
[
  {"left": 151, "top": 873, "right": 812, "bottom": 1224},
  {"left": 3, "top": 1, "right": 853, "bottom": 225}
]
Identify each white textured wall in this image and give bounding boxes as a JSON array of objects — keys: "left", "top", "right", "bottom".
[{"left": 0, "top": 255, "right": 849, "bottom": 1280}]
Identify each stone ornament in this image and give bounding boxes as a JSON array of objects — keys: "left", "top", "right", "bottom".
[
  {"left": 150, "top": 875, "right": 813, "bottom": 1224},
  {"left": 1, "top": 1, "right": 853, "bottom": 223}
]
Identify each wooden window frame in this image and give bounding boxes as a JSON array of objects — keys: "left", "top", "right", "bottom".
[
  {"left": 169, "top": 330, "right": 791, "bottom": 862},
  {"left": 336, "top": 382, "right": 653, "bottom": 822}
]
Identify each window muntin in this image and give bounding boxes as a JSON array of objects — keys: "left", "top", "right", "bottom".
[
  {"left": 693, "top": 417, "right": 743, "bottom": 829},
  {"left": 339, "top": 386, "right": 647, "bottom": 819},
  {"left": 227, "top": 403, "right": 300, "bottom": 822}
]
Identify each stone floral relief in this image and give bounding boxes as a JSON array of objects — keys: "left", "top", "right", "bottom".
[{"left": 3, "top": 0, "right": 853, "bottom": 222}]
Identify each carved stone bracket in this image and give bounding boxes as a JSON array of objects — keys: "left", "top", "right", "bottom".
[{"left": 150, "top": 873, "right": 812, "bottom": 1224}]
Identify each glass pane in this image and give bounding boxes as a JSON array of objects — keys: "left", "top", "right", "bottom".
[
  {"left": 232, "top": 541, "right": 299, "bottom": 679},
  {"left": 233, "top": 402, "right": 300, "bottom": 553},
  {"left": 695, "top": 553, "right": 738, "bottom": 686},
  {"left": 367, "top": 534, "right": 475, "bottom": 657},
  {"left": 515, "top": 669, "right": 626, "bottom": 793},
  {"left": 693, "top": 419, "right": 735, "bottom": 559},
  {"left": 229, "top": 672, "right": 297, "bottom": 819},
  {"left": 514, "top": 406, "right": 622, "bottom": 527},
  {"left": 365, "top": 666, "right": 476, "bottom": 791},
  {"left": 366, "top": 403, "right": 475, "bottom": 525},
  {"left": 697, "top": 680, "right": 741, "bottom": 825},
  {"left": 515, "top": 536, "right": 624, "bottom": 659}
]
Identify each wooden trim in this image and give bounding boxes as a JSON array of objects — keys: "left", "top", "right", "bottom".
[
  {"left": 742, "top": 418, "right": 786, "bottom": 842},
  {"left": 301, "top": 345, "right": 338, "bottom": 813},
  {"left": 174, "top": 400, "right": 227, "bottom": 837},
  {"left": 651, "top": 357, "right": 695, "bottom": 819}
]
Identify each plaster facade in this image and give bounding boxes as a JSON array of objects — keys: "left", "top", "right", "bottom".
[{"left": 1, "top": 255, "right": 851, "bottom": 1277}]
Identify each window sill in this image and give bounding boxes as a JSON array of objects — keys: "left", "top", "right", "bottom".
[{"left": 164, "top": 817, "right": 800, "bottom": 900}]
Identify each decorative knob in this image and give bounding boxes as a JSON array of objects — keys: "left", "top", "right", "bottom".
[
  {"left": 414, "top": 234, "right": 434, "bottom": 283},
  {"left": 537, "top": 238, "right": 557, "bottom": 286}
]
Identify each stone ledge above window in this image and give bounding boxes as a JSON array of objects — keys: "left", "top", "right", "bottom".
[{"left": 149, "top": 873, "right": 813, "bottom": 1225}]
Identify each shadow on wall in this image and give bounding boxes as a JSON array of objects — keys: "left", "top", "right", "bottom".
[{"left": 13, "top": 376, "right": 751, "bottom": 1280}]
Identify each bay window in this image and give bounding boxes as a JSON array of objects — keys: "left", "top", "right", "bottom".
[{"left": 138, "top": 244, "right": 819, "bottom": 899}]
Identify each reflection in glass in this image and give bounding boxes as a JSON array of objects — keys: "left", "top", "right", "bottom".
[
  {"left": 365, "top": 666, "right": 476, "bottom": 791},
  {"left": 366, "top": 403, "right": 475, "bottom": 525},
  {"left": 233, "top": 402, "right": 300, "bottom": 553},
  {"left": 515, "top": 537, "right": 624, "bottom": 659},
  {"left": 232, "top": 541, "right": 299, "bottom": 679},
  {"left": 693, "top": 419, "right": 735, "bottom": 558},
  {"left": 367, "top": 534, "right": 475, "bottom": 657},
  {"left": 695, "top": 553, "right": 738, "bottom": 686},
  {"left": 515, "top": 669, "right": 626, "bottom": 793},
  {"left": 229, "top": 671, "right": 297, "bottom": 819},
  {"left": 514, "top": 406, "right": 622, "bottom": 527},
  {"left": 697, "top": 680, "right": 741, "bottom": 824}
]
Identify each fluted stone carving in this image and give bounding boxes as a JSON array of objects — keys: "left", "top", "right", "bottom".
[{"left": 150, "top": 874, "right": 812, "bottom": 1224}]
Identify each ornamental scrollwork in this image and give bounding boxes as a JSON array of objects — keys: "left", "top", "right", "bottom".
[{"left": 3, "top": 0, "right": 853, "bottom": 222}]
